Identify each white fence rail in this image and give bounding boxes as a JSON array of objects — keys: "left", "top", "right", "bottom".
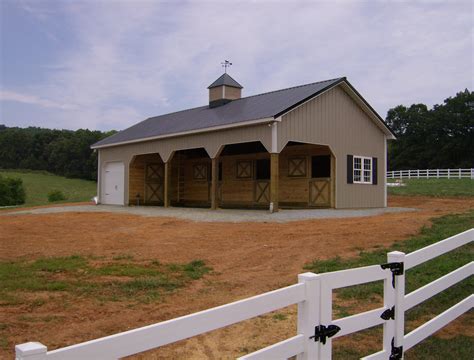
[
  {"left": 16, "top": 229, "right": 474, "bottom": 360},
  {"left": 387, "top": 168, "right": 474, "bottom": 179}
]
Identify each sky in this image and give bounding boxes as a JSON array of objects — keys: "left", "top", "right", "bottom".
[{"left": 1, "top": 0, "right": 473, "bottom": 132}]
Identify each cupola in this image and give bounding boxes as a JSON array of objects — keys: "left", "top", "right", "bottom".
[{"left": 208, "top": 73, "right": 243, "bottom": 108}]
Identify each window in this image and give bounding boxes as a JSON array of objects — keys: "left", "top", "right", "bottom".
[
  {"left": 256, "top": 159, "right": 270, "bottom": 180},
  {"left": 353, "top": 156, "right": 372, "bottom": 184},
  {"left": 193, "top": 163, "right": 208, "bottom": 180},
  {"left": 288, "top": 157, "right": 307, "bottom": 177},
  {"left": 236, "top": 160, "right": 252, "bottom": 179},
  {"left": 311, "top": 155, "right": 330, "bottom": 178}
]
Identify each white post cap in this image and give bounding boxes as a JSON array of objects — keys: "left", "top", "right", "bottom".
[{"left": 15, "top": 342, "right": 47, "bottom": 359}]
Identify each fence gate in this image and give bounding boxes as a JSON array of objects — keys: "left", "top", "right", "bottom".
[
  {"left": 145, "top": 163, "right": 164, "bottom": 205},
  {"left": 309, "top": 179, "right": 330, "bottom": 207}
]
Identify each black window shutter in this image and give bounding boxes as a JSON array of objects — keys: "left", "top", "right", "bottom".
[
  {"left": 372, "top": 157, "right": 378, "bottom": 185},
  {"left": 347, "top": 155, "right": 353, "bottom": 184}
]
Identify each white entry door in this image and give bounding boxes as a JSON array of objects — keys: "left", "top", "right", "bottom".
[{"left": 102, "top": 162, "right": 124, "bottom": 205}]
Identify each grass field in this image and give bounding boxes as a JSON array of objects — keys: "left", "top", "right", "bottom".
[
  {"left": 0, "top": 170, "right": 96, "bottom": 207},
  {"left": 388, "top": 178, "right": 473, "bottom": 197},
  {"left": 305, "top": 210, "right": 474, "bottom": 359},
  {"left": 0, "top": 257, "right": 211, "bottom": 306}
]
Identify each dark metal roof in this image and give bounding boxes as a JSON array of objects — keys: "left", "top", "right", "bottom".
[
  {"left": 94, "top": 77, "right": 386, "bottom": 148},
  {"left": 207, "top": 73, "right": 243, "bottom": 89}
]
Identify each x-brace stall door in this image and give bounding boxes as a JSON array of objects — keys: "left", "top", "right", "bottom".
[
  {"left": 309, "top": 179, "right": 331, "bottom": 207},
  {"left": 145, "top": 163, "right": 164, "bottom": 205}
]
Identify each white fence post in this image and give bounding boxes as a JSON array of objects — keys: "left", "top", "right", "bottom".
[
  {"left": 383, "top": 264, "right": 396, "bottom": 356},
  {"left": 388, "top": 251, "right": 406, "bottom": 359},
  {"left": 471, "top": 168, "right": 474, "bottom": 179},
  {"left": 297, "top": 272, "right": 320, "bottom": 360},
  {"left": 15, "top": 342, "right": 47, "bottom": 360}
]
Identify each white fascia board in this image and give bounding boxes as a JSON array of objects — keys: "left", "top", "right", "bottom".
[{"left": 91, "top": 117, "right": 275, "bottom": 149}]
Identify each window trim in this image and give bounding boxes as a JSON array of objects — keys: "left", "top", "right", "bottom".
[{"left": 353, "top": 156, "right": 372, "bottom": 184}]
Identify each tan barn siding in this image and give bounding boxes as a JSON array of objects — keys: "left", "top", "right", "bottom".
[
  {"left": 98, "top": 123, "right": 271, "bottom": 204},
  {"left": 224, "top": 86, "right": 242, "bottom": 100},
  {"left": 278, "top": 86, "right": 386, "bottom": 208},
  {"left": 209, "top": 87, "right": 222, "bottom": 102}
]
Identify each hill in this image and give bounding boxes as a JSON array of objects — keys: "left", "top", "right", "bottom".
[{"left": 0, "top": 170, "right": 96, "bottom": 207}]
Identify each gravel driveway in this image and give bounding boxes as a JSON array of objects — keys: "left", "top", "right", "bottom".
[{"left": 5, "top": 204, "right": 415, "bottom": 223}]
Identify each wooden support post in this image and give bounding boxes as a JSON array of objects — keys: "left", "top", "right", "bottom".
[
  {"left": 164, "top": 161, "right": 170, "bottom": 207},
  {"left": 330, "top": 153, "right": 336, "bottom": 208},
  {"left": 270, "top": 153, "right": 279, "bottom": 212},
  {"left": 211, "top": 158, "right": 218, "bottom": 210}
]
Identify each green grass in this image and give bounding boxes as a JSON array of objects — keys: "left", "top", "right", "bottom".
[
  {"left": 0, "top": 169, "right": 96, "bottom": 207},
  {"left": 272, "top": 313, "right": 288, "bottom": 321},
  {"left": 404, "top": 335, "right": 474, "bottom": 359},
  {"left": 0, "top": 256, "right": 211, "bottom": 304},
  {"left": 304, "top": 210, "right": 474, "bottom": 359},
  {"left": 388, "top": 178, "right": 473, "bottom": 197}
]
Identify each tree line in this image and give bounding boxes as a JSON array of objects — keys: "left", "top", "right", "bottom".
[
  {"left": 0, "top": 88, "right": 472, "bottom": 181},
  {"left": 0, "top": 126, "right": 115, "bottom": 181},
  {"left": 386, "top": 89, "right": 473, "bottom": 170}
]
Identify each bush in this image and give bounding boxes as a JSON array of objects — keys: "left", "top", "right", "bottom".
[
  {"left": 0, "top": 174, "right": 26, "bottom": 206},
  {"left": 48, "top": 190, "right": 67, "bottom": 202}
]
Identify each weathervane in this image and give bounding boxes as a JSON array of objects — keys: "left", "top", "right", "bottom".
[{"left": 221, "top": 60, "right": 232, "bottom": 73}]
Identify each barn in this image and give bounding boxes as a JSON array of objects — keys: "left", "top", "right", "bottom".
[{"left": 91, "top": 74, "right": 395, "bottom": 211}]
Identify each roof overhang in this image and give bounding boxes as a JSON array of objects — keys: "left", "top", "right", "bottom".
[{"left": 91, "top": 117, "right": 276, "bottom": 149}]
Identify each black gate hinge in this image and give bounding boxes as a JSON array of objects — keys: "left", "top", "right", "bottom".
[
  {"left": 380, "top": 306, "right": 395, "bottom": 320},
  {"left": 389, "top": 337, "right": 403, "bottom": 360},
  {"left": 309, "top": 324, "right": 341, "bottom": 344},
  {"left": 380, "top": 262, "right": 404, "bottom": 288}
]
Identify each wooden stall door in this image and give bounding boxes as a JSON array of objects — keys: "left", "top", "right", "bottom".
[
  {"left": 255, "top": 181, "right": 270, "bottom": 204},
  {"left": 309, "top": 179, "right": 331, "bottom": 207},
  {"left": 145, "top": 163, "right": 164, "bottom": 205}
]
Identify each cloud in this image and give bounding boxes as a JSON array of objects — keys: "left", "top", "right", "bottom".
[
  {"left": 0, "top": 90, "right": 77, "bottom": 110},
  {"left": 2, "top": 0, "right": 472, "bottom": 130}
]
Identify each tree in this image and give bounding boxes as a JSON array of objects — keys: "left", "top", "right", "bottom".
[
  {"left": 387, "top": 89, "right": 473, "bottom": 170},
  {"left": 0, "top": 126, "right": 116, "bottom": 181}
]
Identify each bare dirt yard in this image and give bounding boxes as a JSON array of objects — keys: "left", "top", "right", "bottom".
[{"left": 1, "top": 195, "right": 473, "bottom": 359}]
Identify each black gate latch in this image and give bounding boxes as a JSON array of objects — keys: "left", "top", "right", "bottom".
[
  {"left": 309, "top": 324, "right": 341, "bottom": 344},
  {"left": 380, "top": 262, "right": 404, "bottom": 288},
  {"left": 380, "top": 306, "right": 395, "bottom": 320},
  {"left": 390, "top": 337, "right": 403, "bottom": 360}
]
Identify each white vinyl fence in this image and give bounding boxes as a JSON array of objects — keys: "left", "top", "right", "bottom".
[
  {"left": 387, "top": 168, "right": 474, "bottom": 179},
  {"left": 16, "top": 229, "right": 473, "bottom": 360}
]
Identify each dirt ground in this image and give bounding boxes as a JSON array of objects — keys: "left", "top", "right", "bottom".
[{"left": 1, "top": 195, "right": 473, "bottom": 359}]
